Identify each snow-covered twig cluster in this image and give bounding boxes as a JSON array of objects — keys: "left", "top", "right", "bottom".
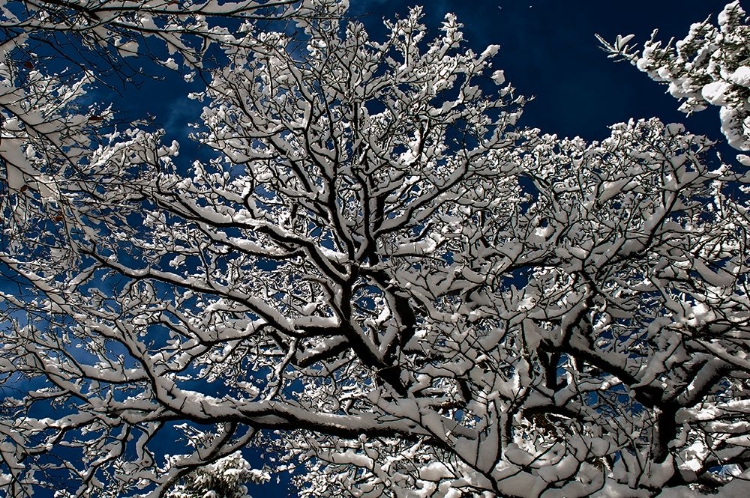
[{"left": 600, "top": 1, "right": 750, "bottom": 152}]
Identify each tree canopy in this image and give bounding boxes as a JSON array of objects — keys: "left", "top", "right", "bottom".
[
  {"left": 1, "top": 1, "right": 750, "bottom": 497},
  {"left": 600, "top": 0, "right": 750, "bottom": 152}
]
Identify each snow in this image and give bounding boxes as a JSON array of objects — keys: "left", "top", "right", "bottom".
[
  {"left": 504, "top": 443, "right": 535, "bottom": 466},
  {"left": 160, "top": 58, "right": 179, "bottom": 70},
  {"left": 719, "top": 105, "right": 750, "bottom": 150},
  {"left": 419, "top": 461, "right": 453, "bottom": 481},
  {"left": 592, "top": 482, "right": 651, "bottom": 498},
  {"left": 729, "top": 66, "right": 750, "bottom": 87},
  {"left": 655, "top": 472, "right": 750, "bottom": 498},
  {"left": 116, "top": 40, "right": 140, "bottom": 58},
  {"left": 492, "top": 463, "right": 548, "bottom": 497}
]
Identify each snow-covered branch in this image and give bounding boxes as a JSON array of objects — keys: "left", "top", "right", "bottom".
[{"left": 600, "top": 1, "right": 750, "bottom": 152}]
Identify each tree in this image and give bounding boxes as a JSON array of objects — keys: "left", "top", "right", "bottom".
[
  {"left": 0, "top": 0, "right": 340, "bottom": 206},
  {"left": 0, "top": 0, "right": 305, "bottom": 70},
  {"left": 165, "top": 451, "right": 268, "bottom": 498},
  {"left": 598, "top": 1, "right": 750, "bottom": 151},
  {"left": 1, "top": 2, "right": 750, "bottom": 497}
]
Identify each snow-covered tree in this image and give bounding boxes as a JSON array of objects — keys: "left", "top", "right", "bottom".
[
  {"left": 0, "top": 0, "right": 343, "bottom": 206},
  {"left": 0, "top": 0, "right": 308, "bottom": 70},
  {"left": 599, "top": 1, "right": 750, "bottom": 151},
  {"left": 165, "top": 451, "right": 268, "bottom": 498},
  {"left": 1, "top": 2, "right": 750, "bottom": 497}
]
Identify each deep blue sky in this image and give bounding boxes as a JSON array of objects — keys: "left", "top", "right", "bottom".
[
  {"left": 343, "top": 0, "right": 730, "bottom": 141},
  {"left": 143, "top": 1, "right": 733, "bottom": 163}
]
